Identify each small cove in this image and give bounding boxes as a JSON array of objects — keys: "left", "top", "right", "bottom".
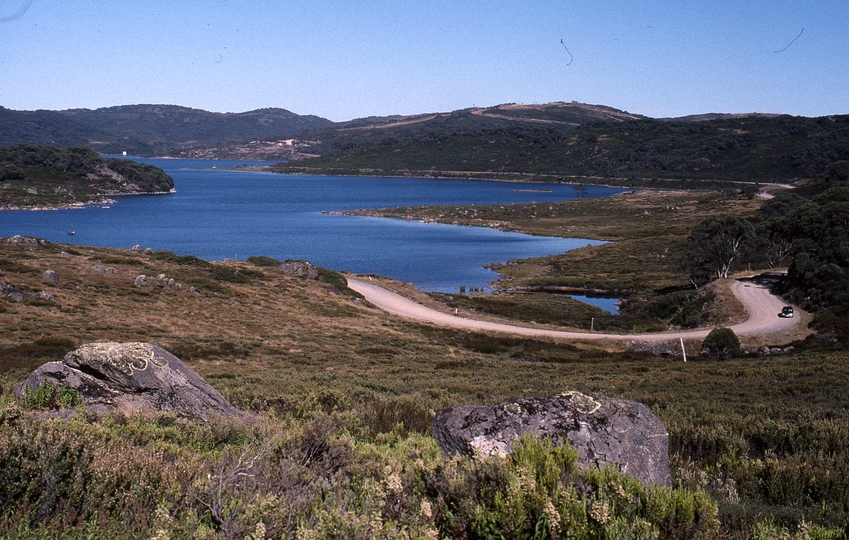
[
  {"left": 0, "top": 158, "right": 623, "bottom": 295},
  {"left": 567, "top": 294, "right": 620, "bottom": 315}
]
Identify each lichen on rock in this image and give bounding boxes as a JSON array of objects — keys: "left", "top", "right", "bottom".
[
  {"left": 433, "top": 391, "right": 671, "bottom": 486},
  {"left": 17, "top": 342, "right": 247, "bottom": 422}
]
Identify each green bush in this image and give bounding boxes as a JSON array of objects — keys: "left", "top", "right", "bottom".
[
  {"left": 419, "top": 435, "right": 719, "bottom": 540},
  {"left": 149, "top": 251, "right": 210, "bottom": 267},
  {"left": 701, "top": 327, "right": 741, "bottom": 360},
  {"left": 18, "top": 381, "right": 83, "bottom": 410},
  {"left": 247, "top": 255, "right": 282, "bottom": 267},
  {"left": 103, "top": 158, "right": 174, "bottom": 192},
  {"left": 209, "top": 265, "right": 252, "bottom": 284}
]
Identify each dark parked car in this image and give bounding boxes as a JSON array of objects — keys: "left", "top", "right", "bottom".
[{"left": 778, "top": 306, "right": 794, "bottom": 318}]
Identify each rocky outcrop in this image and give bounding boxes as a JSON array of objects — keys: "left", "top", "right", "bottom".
[
  {"left": 279, "top": 260, "right": 320, "bottom": 279},
  {"left": 0, "top": 277, "right": 54, "bottom": 303},
  {"left": 42, "top": 270, "right": 59, "bottom": 282},
  {"left": 3, "top": 235, "right": 48, "bottom": 246},
  {"left": 16, "top": 342, "right": 247, "bottom": 422},
  {"left": 433, "top": 391, "right": 671, "bottom": 486},
  {"left": 0, "top": 278, "right": 24, "bottom": 301}
]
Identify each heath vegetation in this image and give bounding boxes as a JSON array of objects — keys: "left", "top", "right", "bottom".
[{"left": 1, "top": 184, "right": 848, "bottom": 539}]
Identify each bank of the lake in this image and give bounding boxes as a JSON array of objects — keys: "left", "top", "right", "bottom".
[{"left": 0, "top": 157, "right": 622, "bottom": 293}]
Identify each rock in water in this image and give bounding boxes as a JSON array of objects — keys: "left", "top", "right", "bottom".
[
  {"left": 433, "top": 391, "right": 670, "bottom": 486},
  {"left": 17, "top": 342, "right": 246, "bottom": 422}
]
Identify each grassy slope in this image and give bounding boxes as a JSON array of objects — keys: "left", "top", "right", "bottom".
[{"left": 1, "top": 225, "right": 848, "bottom": 535}]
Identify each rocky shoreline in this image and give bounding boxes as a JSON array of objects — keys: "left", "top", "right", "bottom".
[{"left": 0, "top": 189, "right": 174, "bottom": 211}]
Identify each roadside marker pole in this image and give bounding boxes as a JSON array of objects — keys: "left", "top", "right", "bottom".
[{"left": 680, "top": 338, "right": 687, "bottom": 362}]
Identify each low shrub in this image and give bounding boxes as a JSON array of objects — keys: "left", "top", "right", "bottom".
[
  {"left": 18, "top": 381, "right": 83, "bottom": 410},
  {"left": 702, "top": 327, "right": 741, "bottom": 360},
  {"left": 246, "top": 255, "right": 282, "bottom": 267},
  {"left": 88, "top": 255, "right": 146, "bottom": 266},
  {"left": 317, "top": 267, "right": 361, "bottom": 297},
  {"left": 209, "top": 265, "right": 252, "bottom": 284},
  {"left": 149, "top": 250, "right": 211, "bottom": 268}
]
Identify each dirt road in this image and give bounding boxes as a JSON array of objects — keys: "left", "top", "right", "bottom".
[{"left": 347, "top": 275, "right": 805, "bottom": 343}]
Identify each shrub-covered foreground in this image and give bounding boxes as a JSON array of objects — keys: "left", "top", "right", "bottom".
[
  {"left": 1, "top": 241, "right": 847, "bottom": 538},
  {"left": 0, "top": 408, "right": 721, "bottom": 540}
]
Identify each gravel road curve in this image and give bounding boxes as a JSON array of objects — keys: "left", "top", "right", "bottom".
[{"left": 347, "top": 275, "right": 803, "bottom": 342}]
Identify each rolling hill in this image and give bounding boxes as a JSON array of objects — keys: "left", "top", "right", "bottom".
[
  {"left": 2, "top": 101, "right": 848, "bottom": 189},
  {"left": 274, "top": 109, "right": 849, "bottom": 187},
  {"left": 1, "top": 104, "right": 334, "bottom": 156}
]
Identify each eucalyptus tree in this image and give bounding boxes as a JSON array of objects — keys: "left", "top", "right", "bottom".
[{"left": 682, "top": 215, "right": 755, "bottom": 286}]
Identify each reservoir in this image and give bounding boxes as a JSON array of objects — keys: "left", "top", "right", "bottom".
[{"left": 0, "top": 158, "right": 621, "bottom": 294}]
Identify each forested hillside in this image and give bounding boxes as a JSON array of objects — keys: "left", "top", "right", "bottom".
[
  {"left": 61, "top": 105, "right": 334, "bottom": 153},
  {"left": 275, "top": 113, "right": 849, "bottom": 187},
  {"left": 0, "top": 107, "right": 145, "bottom": 152},
  {"left": 0, "top": 105, "right": 334, "bottom": 156},
  {"left": 3, "top": 102, "right": 848, "bottom": 191}
]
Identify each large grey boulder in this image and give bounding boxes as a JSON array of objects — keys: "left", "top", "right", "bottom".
[
  {"left": 16, "top": 342, "right": 246, "bottom": 422},
  {"left": 279, "top": 260, "right": 320, "bottom": 279},
  {"left": 433, "top": 391, "right": 670, "bottom": 486}
]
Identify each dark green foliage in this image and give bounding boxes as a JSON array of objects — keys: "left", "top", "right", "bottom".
[
  {"left": 0, "top": 163, "right": 24, "bottom": 180},
  {"left": 825, "top": 160, "right": 849, "bottom": 182},
  {"left": 60, "top": 104, "right": 335, "bottom": 154},
  {"left": 682, "top": 216, "right": 755, "bottom": 285},
  {"left": 149, "top": 250, "right": 210, "bottom": 267},
  {"left": 0, "top": 144, "right": 173, "bottom": 207},
  {"left": 740, "top": 184, "right": 760, "bottom": 199},
  {"left": 209, "top": 266, "right": 253, "bottom": 284},
  {"left": 102, "top": 158, "right": 174, "bottom": 192},
  {"left": 277, "top": 114, "right": 849, "bottom": 187},
  {"left": 246, "top": 255, "right": 282, "bottom": 267},
  {"left": 759, "top": 186, "right": 849, "bottom": 314},
  {"left": 669, "top": 292, "right": 715, "bottom": 329},
  {"left": 0, "top": 144, "right": 99, "bottom": 175},
  {"left": 0, "top": 106, "right": 127, "bottom": 150},
  {"left": 316, "top": 267, "right": 361, "bottom": 297},
  {"left": 1, "top": 104, "right": 333, "bottom": 155},
  {"left": 629, "top": 290, "right": 715, "bottom": 329},
  {"left": 701, "top": 327, "right": 741, "bottom": 360},
  {"left": 760, "top": 191, "right": 807, "bottom": 220}
]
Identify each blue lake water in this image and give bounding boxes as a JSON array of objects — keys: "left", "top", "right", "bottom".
[
  {"left": 0, "top": 158, "right": 623, "bottom": 295},
  {"left": 567, "top": 294, "right": 620, "bottom": 316}
]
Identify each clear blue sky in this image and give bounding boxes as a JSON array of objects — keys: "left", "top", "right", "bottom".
[{"left": 1, "top": 1, "right": 846, "bottom": 121}]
